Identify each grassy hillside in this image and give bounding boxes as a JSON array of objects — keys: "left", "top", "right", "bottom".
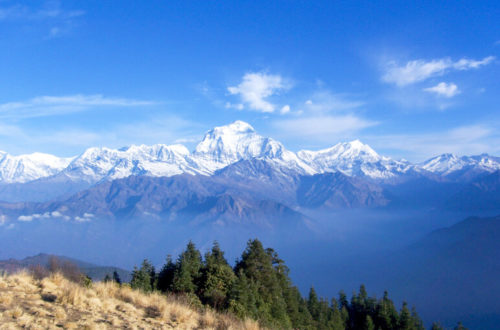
[
  {"left": 0, "top": 271, "right": 260, "bottom": 329},
  {"left": 0, "top": 253, "right": 132, "bottom": 282}
]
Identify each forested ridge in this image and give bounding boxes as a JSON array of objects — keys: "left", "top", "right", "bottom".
[{"left": 126, "top": 239, "right": 463, "bottom": 330}]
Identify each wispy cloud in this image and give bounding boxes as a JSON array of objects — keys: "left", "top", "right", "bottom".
[
  {"left": 0, "top": 1, "right": 85, "bottom": 38},
  {"left": 0, "top": 114, "right": 201, "bottom": 156},
  {"left": 302, "top": 90, "right": 364, "bottom": 113},
  {"left": 423, "top": 82, "right": 460, "bottom": 98},
  {"left": 227, "top": 72, "right": 290, "bottom": 112},
  {"left": 368, "top": 124, "right": 500, "bottom": 161},
  {"left": 0, "top": 2, "right": 84, "bottom": 21},
  {"left": 0, "top": 94, "right": 156, "bottom": 119},
  {"left": 382, "top": 56, "right": 495, "bottom": 86},
  {"left": 273, "top": 115, "right": 377, "bottom": 144}
]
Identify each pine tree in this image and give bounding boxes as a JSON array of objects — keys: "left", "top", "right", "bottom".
[
  {"left": 233, "top": 239, "right": 291, "bottom": 328},
  {"left": 363, "top": 314, "right": 375, "bottom": 330},
  {"left": 398, "top": 302, "right": 414, "bottom": 330},
  {"left": 328, "top": 298, "right": 345, "bottom": 330},
  {"left": 103, "top": 274, "right": 112, "bottom": 282},
  {"left": 157, "top": 255, "right": 176, "bottom": 292},
  {"left": 374, "top": 290, "right": 399, "bottom": 330},
  {"left": 198, "top": 241, "right": 236, "bottom": 309},
  {"left": 454, "top": 322, "right": 468, "bottom": 330},
  {"left": 112, "top": 270, "right": 122, "bottom": 285},
  {"left": 431, "top": 322, "right": 444, "bottom": 330},
  {"left": 284, "top": 286, "right": 314, "bottom": 329},
  {"left": 172, "top": 241, "right": 202, "bottom": 293},
  {"left": 130, "top": 259, "right": 154, "bottom": 292},
  {"left": 307, "top": 287, "right": 321, "bottom": 321}
]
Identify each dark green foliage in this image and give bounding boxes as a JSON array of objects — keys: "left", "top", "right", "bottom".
[
  {"left": 157, "top": 255, "right": 175, "bottom": 292},
  {"left": 131, "top": 238, "right": 433, "bottom": 329},
  {"left": 82, "top": 274, "right": 92, "bottom": 288},
  {"left": 130, "top": 259, "right": 155, "bottom": 292},
  {"left": 231, "top": 239, "right": 292, "bottom": 328},
  {"left": 198, "top": 241, "right": 236, "bottom": 310},
  {"left": 172, "top": 241, "right": 202, "bottom": 294},
  {"left": 431, "top": 322, "right": 444, "bottom": 330},
  {"left": 454, "top": 322, "right": 468, "bottom": 330},
  {"left": 103, "top": 274, "right": 112, "bottom": 282},
  {"left": 113, "top": 270, "right": 122, "bottom": 285}
]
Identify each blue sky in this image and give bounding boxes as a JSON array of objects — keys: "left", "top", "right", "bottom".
[{"left": 0, "top": 0, "right": 498, "bottom": 161}]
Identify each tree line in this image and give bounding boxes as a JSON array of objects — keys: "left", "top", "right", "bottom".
[{"left": 127, "top": 239, "right": 463, "bottom": 330}]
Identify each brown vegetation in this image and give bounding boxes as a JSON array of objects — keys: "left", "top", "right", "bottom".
[{"left": 0, "top": 271, "right": 261, "bottom": 329}]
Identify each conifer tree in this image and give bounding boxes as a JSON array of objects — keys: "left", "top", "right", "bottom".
[
  {"left": 454, "top": 322, "right": 468, "bottom": 330},
  {"left": 398, "top": 302, "right": 414, "bottom": 330},
  {"left": 103, "top": 274, "right": 112, "bottom": 282},
  {"left": 307, "top": 287, "right": 321, "bottom": 321},
  {"left": 130, "top": 259, "right": 154, "bottom": 292},
  {"left": 198, "top": 241, "right": 236, "bottom": 309},
  {"left": 431, "top": 322, "right": 444, "bottom": 330},
  {"left": 157, "top": 255, "right": 175, "bottom": 292},
  {"left": 112, "top": 270, "right": 121, "bottom": 285},
  {"left": 172, "top": 241, "right": 202, "bottom": 293},
  {"left": 328, "top": 298, "right": 345, "bottom": 330},
  {"left": 363, "top": 314, "right": 375, "bottom": 330},
  {"left": 233, "top": 239, "right": 291, "bottom": 328}
]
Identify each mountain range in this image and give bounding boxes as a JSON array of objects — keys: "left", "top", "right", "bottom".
[
  {"left": 0, "top": 121, "right": 499, "bottom": 226},
  {"left": 2, "top": 120, "right": 499, "bottom": 187}
]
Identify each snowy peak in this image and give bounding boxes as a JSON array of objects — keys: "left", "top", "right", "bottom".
[
  {"left": 297, "top": 140, "right": 408, "bottom": 179},
  {"left": 299, "top": 140, "right": 381, "bottom": 162},
  {"left": 63, "top": 144, "right": 196, "bottom": 182},
  {"left": 421, "top": 153, "right": 500, "bottom": 176},
  {"left": 0, "top": 121, "right": 499, "bottom": 185},
  {"left": 0, "top": 152, "right": 73, "bottom": 183},
  {"left": 194, "top": 121, "right": 285, "bottom": 163}
]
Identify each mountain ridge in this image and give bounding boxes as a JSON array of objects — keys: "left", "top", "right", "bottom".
[{"left": 1, "top": 121, "right": 498, "bottom": 187}]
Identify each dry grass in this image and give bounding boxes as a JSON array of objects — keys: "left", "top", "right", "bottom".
[{"left": 0, "top": 271, "right": 261, "bottom": 329}]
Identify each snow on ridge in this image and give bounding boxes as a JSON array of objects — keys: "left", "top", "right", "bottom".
[
  {"left": 0, "top": 121, "right": 499, "bottom": 184},
  {"left": 420, "top": 153, "right": 500, "bottom": 176}
]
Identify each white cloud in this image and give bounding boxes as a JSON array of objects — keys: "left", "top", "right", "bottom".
[
  {"left": 18, "top": 215, "right": 34, "bottom": 222},
  {"left": 0, "top": 94, "right": 156, "bottom": 119},
  {"left": 273, "top": 115, "right": 377, "bottom": 143},
  {"left": 303, "top": 90, "right": 364, "bottom": 113},
  {"left": 453, "top": 56, "right": 495, "bottom": 70},
  {"left": 75, "top": 213, "right": 94, "bottom": 222},
  {"left": 0, "top": 215, "right": 6, "bottom": 226},
  {"left": 225, "top": 102, "right": 244, "bottom": 110},
  {"left": 0, "top": 3, "right": 85, "bottom": 21},
  {"left": 0, "top": 2, "right": 85, "bottom": 38},
  {"left": 423, "top": 82, "right": 460, "bottom": 98},
  {"left": 280, "top": 105, "right": 291, "bottom": 114},
  {"left": 382, "top": 56, "right": 495, "bottom": 86},
  {"left": 17, "top": 212, "right": 53, "bottom": 222},
  {"left": 228, "top": 72, "right": 289, "bottom": 112}
]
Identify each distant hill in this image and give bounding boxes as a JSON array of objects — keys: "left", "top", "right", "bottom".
[
  {"left": 0, "top": 253, "right": 131, "bottom": 282},
  {"left": 378, "top": 214, "right": 500, "bottom": 328},
  {"left": 446, "top": 170, "right": 500, "bottom": 210}
]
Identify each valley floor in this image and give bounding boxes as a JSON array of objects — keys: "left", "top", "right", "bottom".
[{"left": 0, "top": 272, "right": 259, "bottom": 329}]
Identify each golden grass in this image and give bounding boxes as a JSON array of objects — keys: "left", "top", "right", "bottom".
[{"left": 0, "top": 271, "right": 261, "bottom": 329}]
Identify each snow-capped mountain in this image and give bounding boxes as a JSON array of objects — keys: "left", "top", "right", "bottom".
[
  {"left": 297, "top": 140, "right": 413, "bottom": 179},
  {"left": 51, "top": 120, "right": 314, "bottom": 185},
  {"left": 420, "top": 153, "right": 500, "bottom": 180},
  {"left": 0, "top": 121, "right": 498, "bottom": 188},
  {"left": 0, "top": 152, "right": 73, "bottom": 184},
  {"left": 193, "top": 121, "right": 315, "bottom": 175},
  {"left": 60, "top": 144, "right": 196, "bottom": 183}
]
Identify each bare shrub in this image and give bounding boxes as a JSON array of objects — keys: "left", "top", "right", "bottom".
[
  {"left": 48, "top": 256, "right": 83, "bottom": 283},
  {"left": 30, "top": 264, "right": 49, "bottom": 280}
]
